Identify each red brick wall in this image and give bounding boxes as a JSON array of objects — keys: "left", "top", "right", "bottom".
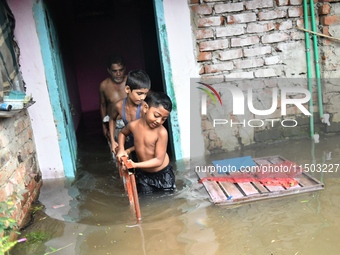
[
  {"left": 0, "top": 110, "right": 42, "bottom": 231},
  {"left": 189, "top": 0, "right": 340, "bottom": 153}
]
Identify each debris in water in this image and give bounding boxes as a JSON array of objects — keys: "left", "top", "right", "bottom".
[{"left": 52, "top": 204, "right": 65, "bottom": 209}]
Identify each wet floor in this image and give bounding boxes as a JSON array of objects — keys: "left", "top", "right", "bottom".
[{"left": 11, "top": 128, "right": 340, "bottom": 255}]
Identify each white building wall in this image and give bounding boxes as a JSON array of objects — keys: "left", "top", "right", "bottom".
[
  {"left": 7, "top": 0, "right": 64, "bottom": 179},
  {"left": 162, "top": 0, "right": 205, "bottom": 159}
]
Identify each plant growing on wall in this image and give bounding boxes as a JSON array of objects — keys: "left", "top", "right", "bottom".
[{"left": 0, "top": 189, "right": 26, "bottom": 254}]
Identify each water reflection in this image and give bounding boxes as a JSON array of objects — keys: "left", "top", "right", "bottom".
[{"left": 11, "top": 132, "right": 340, "bottom": 255}]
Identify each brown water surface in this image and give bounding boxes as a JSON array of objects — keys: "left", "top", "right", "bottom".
[{"left": 11, "top": 130, "right": 340, "bottom": 255}]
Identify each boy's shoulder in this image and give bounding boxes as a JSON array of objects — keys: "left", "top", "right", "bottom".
[
  {"left": 126, "top": 118, "right": 141, "bottom": 129},
  {"left": 149, "top": 125, "right": 168, "bottom": 141},
  {"left": 114, "top": 97, "right": 126, "bottom": 109},
  {"left": 155, "top": 124, "right": 168, "bottom": 137}
]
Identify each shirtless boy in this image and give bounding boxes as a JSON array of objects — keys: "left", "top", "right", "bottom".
[
  {"left": 99, "top": 54, "right": 127, "bottom": 139},
  {"left": 109, "top": 70, "right": 151, "bottom": 154},
  {"left": 116, "top": 92, "right": 176, "bottom": 194}
]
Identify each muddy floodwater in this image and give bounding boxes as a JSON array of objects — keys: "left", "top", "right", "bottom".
[{"left": 11, "top": 130, "right": 340, "bottom": 255}]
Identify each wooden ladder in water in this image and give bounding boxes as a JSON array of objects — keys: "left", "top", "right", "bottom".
[{"left": 119, "top": 156, "right": 141, "bottom": 221}]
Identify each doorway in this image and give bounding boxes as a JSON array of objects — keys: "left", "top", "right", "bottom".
[{"left": 44, "top": 0, "right": 174, "bottom": 159}]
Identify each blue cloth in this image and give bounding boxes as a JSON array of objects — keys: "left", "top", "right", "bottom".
[
  {"left": 121, "top": 98, "right": 142, "bottom": 148},
  {"left": 212, "top": 156, "right": 256, "bottom": 174},
  {"left": 122, "top": 98, "right": 142, "bottom": 126}
]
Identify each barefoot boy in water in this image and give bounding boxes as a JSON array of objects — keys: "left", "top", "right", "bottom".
[
  {"left": 116, "top": 92, "right": 176, "bottom": 194},
  {"left": 109, "top": 70, "right": 151, "bottom": 154}
]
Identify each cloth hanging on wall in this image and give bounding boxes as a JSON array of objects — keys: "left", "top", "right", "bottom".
[{"left": 0, "top": 0, "right": 19, "bottom": 99}]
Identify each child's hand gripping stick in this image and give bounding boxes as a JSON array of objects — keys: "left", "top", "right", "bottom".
[{"left": 121, "top": 155, "right": 134, "bottom": 169}]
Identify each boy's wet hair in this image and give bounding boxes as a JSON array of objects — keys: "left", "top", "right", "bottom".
[
  {"left": 107, "top": 54, "right": 125, "bottom": 68},
  {"left": 126, "top": 70, "right": 151, "bottom": 91},
  {"left": 145, "top": 91, "right": 172, "bottom": 112}
]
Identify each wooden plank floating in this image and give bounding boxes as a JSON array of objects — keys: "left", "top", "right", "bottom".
[{"left": 196, "top": 155, "right": 324, "bottom": 205}]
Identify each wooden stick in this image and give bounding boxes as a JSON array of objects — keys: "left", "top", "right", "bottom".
[
  {"left": 118, "top": 159, "right": 124, "bottom": 178},
  {"left": 119, "top": 156, "right": 141, "bottom": 221},
  {"left": 297, "top": 26, "right": 340, "bottom": 42},
  {"left": 124, "top": 170, "right": 134, "bottom": 205},
  {"left": 130, "top": 173, "right": 142, "bottom": 221}
]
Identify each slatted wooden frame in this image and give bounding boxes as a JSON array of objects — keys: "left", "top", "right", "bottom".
[{"left": 196, "top": 155, "right": 324, "bottom": 205}]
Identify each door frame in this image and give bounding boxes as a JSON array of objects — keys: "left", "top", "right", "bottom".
[
  {"left": 153, "top": 0, "right": 182, "bottom": 160},
  {"left": 33, "top": 1, "right": 77, "bottom": 177}
]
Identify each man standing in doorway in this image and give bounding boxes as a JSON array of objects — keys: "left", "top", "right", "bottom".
[{"left": 99, "top": 54, "right": 127, "bottom": 140}]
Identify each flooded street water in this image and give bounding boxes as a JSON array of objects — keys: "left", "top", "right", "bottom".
[{"left": 11, "top": 128, "right": 340, "bottom": 255}]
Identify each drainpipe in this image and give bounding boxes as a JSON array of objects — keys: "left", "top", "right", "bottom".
[
  {"left": 310, "top": 0, "right": 329, "bottom": 126},
  {"left": 303, "top": 0, "right": 314, "bottom": 138}
]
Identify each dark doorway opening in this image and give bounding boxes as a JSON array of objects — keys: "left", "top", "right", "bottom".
[{"left": 44, "top": 0, "right": 173, "bottom": 159}]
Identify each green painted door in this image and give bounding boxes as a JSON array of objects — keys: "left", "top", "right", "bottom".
[{"left": 34, "top": 1, "right": 77, "bottom": 177}]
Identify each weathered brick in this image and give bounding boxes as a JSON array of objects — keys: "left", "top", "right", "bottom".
[
  {"left": 319, "top": 4, "right": 331, "bottom": 15},
  {"left": 277, "top": 20, "right": 293, "bottom": 30},
  {"left": 2, "top": 182, "right": 14, "bottom": 200},
  {"left": 288, "top": 7, "right": 303, "bottom": 17},
  {"left": 199, "top": 39, "right": 229, "bottom": 51},
  {"left": 208, "top": 129, "right": 222, "bottom": 142},
  {"left": 321, "top": 15, "right": 340, "bottom": 26},
  {"left": 261, "top": 32, "right": 290, "bottom": 43},
  {"left": 198, "top": 52, "right": 212, "bottom": 62},
  {"left": 191, "top": 4, "right": 213, "bottom": 15},
  {"left": 243, "top": 46, "right": 272, "bottom": 57},
  {"left": 201, "top": 119, "right": 212, "bottom": 131},
  {"left": 265, "top": 56, "right": 281, "bottom": 65},
  {"left": 204, "top": 62, "right": 234, "bottom": 73},
  {"left": 296, "top": 18, "right": 304, "bottom": 28},
  {"left": 201, "top": 75, "right": 224, "bottom": 84},
  {"left": 289, "top": 0, "right": 302, "bottom": 5},
  {"left": 215, "top": 2, "right": 244, "bottom": 14},
  {"left": 0, "top": 134, "right": 9, "bottom": 147},
  {"left": 227, "top": 13, "right": 257, "bottom": 24},
  {"left": 322, "top": 26, "right": 330, "bottom": 36},
  {"left": 245, "top": 0, "right": 274, "bottom": 10},
  {"left": 290, "top": 31, "right": 305, "bottom": 40},
  {"left": 218, "top": 49, "right": 243, "bottom": 60},
  {"left": 254, "top": 68, "right": 278, "bottom": 77},
  {"left": 216, "top": 24, "right": 245, "bottom": 37},
  {"left": 276, "top": 0, "right": 289, "bottom": 6},
  {"left": 224, "top": 71, "right": 254, "bottom": 79},
  {"left": 247, "top": 22, "right": 275, "bottom": 33},
  {"left": 198, "top": 16, "right": 224, "bottom": 27},
  {"left": 199, "top": 66, "right": 205, "bottom": 74},
  {"left": 235, "top": 58, "right": 264, "bottom": 69},
  {"left": 196, "top": 29, "right": 214, "bottom": 39},
  {"left": 258, "top": 10, "right": 286, "bottom": 20},
  {"left": 231, "top": 36, "right": 260, "bottom": 47}
]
